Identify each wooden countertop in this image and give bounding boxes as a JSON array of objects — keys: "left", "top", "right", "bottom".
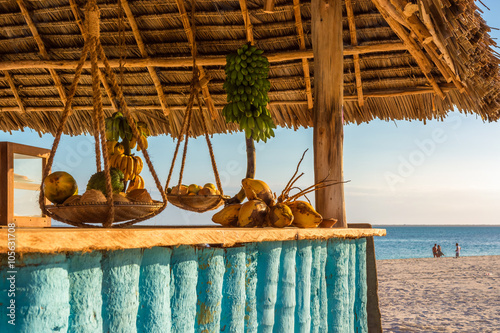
[{"left": 0, "top": 225, "right": 386, "bottom": 253}]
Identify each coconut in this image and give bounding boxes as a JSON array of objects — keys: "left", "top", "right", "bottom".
[
  {"left": 126, "top": 189, "right": 153, "bottom": 202},
  {"left": 267, "top": 203, "right": 294, "bottom": 228},
  {"left": 63, "top": 195, "right": 81, "bottom": 205},
  {"left": 237, "top": 200, "right": 268, "bottom": 227},
  {"left": 212, "top": 204, "right": 241, "bottom": 227},
  {"left": 287, "top": 201, "right": 322, "bottom": 228},
  {"left": 241, "top": 178, "right": 275, "bottom": 206},
  {"left": 80, "top": 189, "right": 107, "bottom": 203}
]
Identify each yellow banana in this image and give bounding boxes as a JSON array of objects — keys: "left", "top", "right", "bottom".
[
  {"left": 129, "top": 137, "right": 137, "bottom": 149},
  {"left": 136, "top": 136, "right": 148, "bottom": 151},
  {"left": 137, "top": 175, "right": 144, "bottom": 189},
  {"left": 106, "top": 140, "right": 117, "bottom": 155},
  {"left": 109, "top": 153, "right": 122, "bottom": 168},
  {"left": 134, "top": 156, "right": 143, "bottom": 175},
  {"left": 126, "top": 156, "right": 134, "bottom": 181},
  {"left": 119, "top": 155, "right": 129, "bottom": 180}
]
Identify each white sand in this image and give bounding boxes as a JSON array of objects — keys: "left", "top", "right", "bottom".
[{"left": 377, "top": 256, "right": 500, "bottom": 333}]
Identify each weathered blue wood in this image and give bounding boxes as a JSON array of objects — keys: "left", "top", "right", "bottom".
[
  {"left": 68, "top": 251, "right": 103, "bottom": 333},
  {"left": 326, "top": 239, "right": 350, "bottom": 333},
  {"left": 273, "top": 240, "right": 297, "bottom": 333},
  {"left": 137, "top": 247, "right": 172, "bottom": 333},
  {"left": 309, "top": 240, "right": 324, "bottom": 333},
  {"left": 294, "top": 240, "right": 312, "bottom": 333},
  {"left": 220, "top": 246, "right": 246, "bottom": 332},
  {"left": 195, "top": 247, "right": 224, "bottom": 333},
  {"left": 256, "top": 241, "right": 282, "bottom": 333},
  {"left": 354, "top": 239, "right": 368, "bottom": 333},
  {"left": 0, "top": 237, "right": 373, "bottom": 333},
  {"left": 171, "top": 245, "right": 198, "bottom": 333},
  {"left": 319, "top": 242, "right": 329, "bottom": 332},
  {"left": 16, "top": 253, "right": 70, "bottom": 333},
  {"left": 244, "top": 243, "right": 259, "bottom": 333},
  {"left": 347, "top": 240, "right": 357, "bottom": 333},
  {"left": 101, "top": 249, "right": 142, "bottom": 333}
]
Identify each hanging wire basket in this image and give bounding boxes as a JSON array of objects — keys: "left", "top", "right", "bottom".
[{"left": 39, "top": 1, "right": 167, "bottom": 228}]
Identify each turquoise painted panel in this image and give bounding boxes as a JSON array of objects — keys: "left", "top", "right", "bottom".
[
  {"left": 326, "top": 239, "right": 349, "bottom": 333},
  {"left": 273, "top": 240, "right": 296, "bottom": 333},
  {"left": 137, "top": 247, "right": 172, "bottom": 333},
  {"left": 171, "top": 246, "right": 198, "bottom": 333},
  {"left": 195, "top": 247, "right": 224, "bottom": 333},
  {"left": 102, "top": 249, "right": 142, "bottom": 333},
  {"left": 256, "top": 241, "right": 282, "bottom": 333},
  {"left": 0, "top": 238, "right": 369, "bottom": 333},
  {"left": 68, "top": 251, "right": 103, "bottom": 333},
  {"left": 220, "top": 247, "right": 246, "bottom": 332},
  {"left": 244, "top": 243, "right": 259, "bottom": 333},
  {"left": 295, "top": 241, "right": 312, "bottom": 333},
  {"left": 354, "top": 239, "right": 368, "bottom": 333}
]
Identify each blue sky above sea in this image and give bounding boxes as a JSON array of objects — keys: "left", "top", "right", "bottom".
[{"left": 2, "top": 0, "right": 500, "bottom": 226}]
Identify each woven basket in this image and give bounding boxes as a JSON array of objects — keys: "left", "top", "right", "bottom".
[
  {"left": 167, "top": 194, "right": 227, "bottom": 213},
  {"left": 46, "top": 201, "right": 164, "bottom": 224}
]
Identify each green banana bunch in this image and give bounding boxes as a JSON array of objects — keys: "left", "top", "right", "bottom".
[{"left": 222, "top": 43, "right": 275, "bottom": 142}]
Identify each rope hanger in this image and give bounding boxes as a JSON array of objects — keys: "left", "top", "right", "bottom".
[{"left": 38, "top": 0, "right": 167, "bottom": 227}]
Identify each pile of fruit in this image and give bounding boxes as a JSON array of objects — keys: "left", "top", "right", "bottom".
[
  {"left": 105, "top": 112, "right": 149, "bottom": 192},
  {"left": 43, "top": 169, "right": 154, "bottom": 206},
  {"left": 222, "top": 43, "right": 276, "bottom": 142},
  {"left": 212, "top": 178, "right": 323, "bottom": 228},
  {"left": 167, "top": 183, "right": 220, "bottom": 196}
]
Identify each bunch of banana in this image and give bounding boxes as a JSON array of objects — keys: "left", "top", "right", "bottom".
[
  {"left": 127, "top": 175, "right": 145, "bottom": 192},
  {"left": 104, "top": 112, "right": 123, "bottom": 141},
  {"left": 222, "top": 43, "right": 276, "bottom": 142},
  {"left": 109, "top": 154, "right": 143, "bottom": 182}
]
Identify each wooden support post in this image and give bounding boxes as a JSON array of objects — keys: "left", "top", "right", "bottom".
[
  {"left": 312, "top": 0, "right": 346, "bottom": 227},
  {"left": 239, "top": 0, "right": 255, "bottom": 45},
  {"left": 263, "top": 0, "right": 275, "bottom": 13}
]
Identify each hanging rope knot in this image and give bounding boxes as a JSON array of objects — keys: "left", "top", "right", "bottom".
[{"left": 85, "top": 1, "right": 100, "bottom": 39}]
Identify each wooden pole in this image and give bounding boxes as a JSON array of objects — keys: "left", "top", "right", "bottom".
[{"left": 312, "top": 0, "right": 346, "bottom": 227}]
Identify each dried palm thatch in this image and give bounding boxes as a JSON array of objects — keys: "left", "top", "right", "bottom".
[{"left": 0, "top": 0, "right": 498, "bottom": 137}]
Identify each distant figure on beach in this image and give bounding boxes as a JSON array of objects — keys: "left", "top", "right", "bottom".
[
  {"left": 437, "top": 245, "right": 444, "bottom": 258},
  {"left": 432, "top": 244, "right": 438, "bottom": 258},
  {"left": 455, "top": 243, "right": 461, "bottom": 258}
]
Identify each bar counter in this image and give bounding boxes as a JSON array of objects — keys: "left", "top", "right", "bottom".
[{"left": 1, "top": 226, "right": 385, "bottom": 333}]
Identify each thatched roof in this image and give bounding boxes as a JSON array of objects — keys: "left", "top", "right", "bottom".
[{"left": 0, "top": 0, "right": 499, "bottom": 137}]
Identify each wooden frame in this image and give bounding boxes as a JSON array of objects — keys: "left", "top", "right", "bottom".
[{"left": 0, "top": 142, "right": 51, "bottom": 227}]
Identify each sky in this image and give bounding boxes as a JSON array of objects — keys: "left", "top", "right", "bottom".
[{"left": 2, "top": 0, "right": 500, "bottom": 226}]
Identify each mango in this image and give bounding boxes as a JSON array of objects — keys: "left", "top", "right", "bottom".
[
  {"left": 198, "top": 187, "right": 217, "bottom": 196},
  {"left": 188, "top": 184, "right": 201, "bottom": 194},
  {"left": 171, "top": 185, "right": 188, "bottom": 195}
]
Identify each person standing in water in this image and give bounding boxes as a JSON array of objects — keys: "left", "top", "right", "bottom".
[
  {"left": 455, "top": 243, "right": 461, "bottom": 258},
  {"left": 432, "top": 244, "right": 438, "bottom": 258}
]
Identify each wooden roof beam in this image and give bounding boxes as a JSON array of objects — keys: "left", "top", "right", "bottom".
[
  {"left": 3, "top": 71, "right": 26, "bottom": 114},
  {"left": 175, "top": 0, "right": 218, "bottom": 124},
  {"left": 16, "top": 0, "right": 69, "bottom": 109},
  {"left": 375, "top": 0, "right": 465, "bottom": 93},
  {"left": 0, "top": 83, "right": 458, "bottom": 113},
  {"left": 0, "top": 43, "right": 408, "bottom": 71},
  {"left": 370, "top": 0, "right": 445, "bottom": 99},
  {"left": 293, "top": 0, "right": 313, "bottom": 110},
  {"left": 345, "top": 0, "right": 364, "bottom": 106},
  {"left": 120, "top": 0, "right": 173, "bottom": 122}
]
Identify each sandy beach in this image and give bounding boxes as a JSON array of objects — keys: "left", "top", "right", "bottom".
[{"left": 377, "top": 256, "right": 500, "bottom": 333}]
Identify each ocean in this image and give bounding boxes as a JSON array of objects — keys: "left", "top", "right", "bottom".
[{"left": 373, "top": 226, "right": 500, "bottom": 260}]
